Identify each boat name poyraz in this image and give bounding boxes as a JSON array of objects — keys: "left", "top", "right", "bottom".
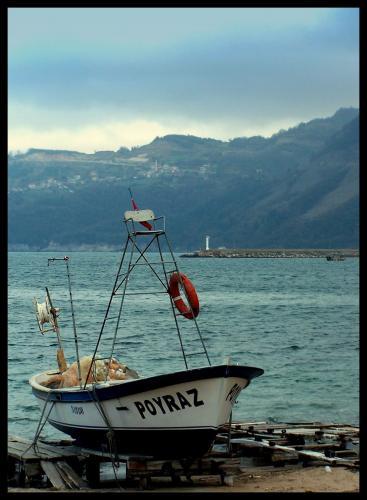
[
  {"left": 133, "top": 383, "right": 242, "bottom": 419},
  {"left": 134, "top": 388, "right": 204, "bottom": 419}
]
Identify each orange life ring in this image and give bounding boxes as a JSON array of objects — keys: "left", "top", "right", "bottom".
[{"left": 168, "top": 272, "right": 199, "bottom": 319}]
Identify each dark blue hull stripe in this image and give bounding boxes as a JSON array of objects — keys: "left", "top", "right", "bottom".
[
  {"left": 32, "top": 364, "right": 264, "bottom": 402},
  {"left": 47, "top": 418, "right": 217, "bottom": 431}
]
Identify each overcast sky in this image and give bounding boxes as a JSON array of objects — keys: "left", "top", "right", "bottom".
[{"left": 8, "top": 7, "right": 359, "bottom": 153}]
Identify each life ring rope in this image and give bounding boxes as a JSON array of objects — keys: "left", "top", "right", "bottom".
[{"left": 168, "top": 272, "right": 199, "bottom": 320}]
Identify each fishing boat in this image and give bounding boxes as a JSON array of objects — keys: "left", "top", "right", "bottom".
[{"left": 29, "top": 203, "right": 263, "bottom": 458}]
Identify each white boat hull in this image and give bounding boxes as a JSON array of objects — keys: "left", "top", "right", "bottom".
[{"left": 30, "top": 364, "right": 263, "bottom": 458}]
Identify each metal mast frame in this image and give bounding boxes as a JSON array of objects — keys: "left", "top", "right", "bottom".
[{"left": 84, "top": 212, "right": 211, "bottom": 388}]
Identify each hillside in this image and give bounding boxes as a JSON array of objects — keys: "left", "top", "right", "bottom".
[{"left": 8, "top": 107, "right": 359, "bottom": 251}]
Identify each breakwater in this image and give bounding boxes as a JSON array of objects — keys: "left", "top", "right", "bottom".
[{"left": 180, "top": 248, "right": 359, "bottom": 258}]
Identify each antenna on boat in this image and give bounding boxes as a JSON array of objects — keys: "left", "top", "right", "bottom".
[{"left": 47, "top": 256, "right": 82, "bottom": 387}]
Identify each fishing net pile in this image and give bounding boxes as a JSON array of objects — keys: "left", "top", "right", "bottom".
[{"left": 40, "top": 355, "right": 139, "bottom": 389}]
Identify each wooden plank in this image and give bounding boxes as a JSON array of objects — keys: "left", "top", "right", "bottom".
[
  {"left": 9, "top": 435, "right": 34, "bottom": 444},
  {"left": 8, "top": 436, "right": 82, "bottom": 461},
  {"left": 230, "top": 438, "right": 269, "bottom": 448},
  {"left": 232, "top": 421, "right": 268, "bottom": 426},
  {"left": 56, "top": 461, "right": 88, "bottom": 489},
  {"left": 267, "top": 442, "right": 358, "bottom": 465},
  {"left": 40, "top": 460, "right": 68, "bottom": 490},
  {"left": 81, "top": 447, "right": 153, "bottom": 461},
  {"left": 55, "top": 463, "right": 75, "bottom": 489},
  {"left": 250, "top": 424, "right": 358, "bottom": 435},
  {"left": 275, "top": 429, "right": 353, "bottom": 438},
  {"left": 230, "top": 438, "right": 358, "bottom": 467},
  {"left": 285, "top": 447, "right": 358, "bottom": 465},
  {"left": 232, "top": 428, "right": 358, "bottom": 442},
  {"left": 8, "top": 442, "right": 61, "bottom": 461},
  {"left": 39, "top": 438, "right": 76, "bottom": 446},
  {"left": 8, "top": 442, "right": 32, "bottom": 454},
  {"left": 8, "top": 442, "right": 48, "bottom": 461},
  {"left": 334, "top": 450, "right": 359, "bottom": 457},
  {"left": 290, "top": 443, "right": 340, "bottom": 451},
  {"left": 231, "top": 422, "right": 355, "bottom": 432},
  {"left": 270, "top": 451, "right": 298, "bottom": 463},
  {"left": 8, "top": 440, "right": 35, "bottom": 451},
  {"left": 31, "top": 442, "right": 81, "bottom": 458},
  {"left": 9, "top": 434, "right": 79, "bottom": 455}
]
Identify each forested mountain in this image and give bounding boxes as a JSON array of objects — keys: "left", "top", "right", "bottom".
[{"left": 8, "top": 107, "right": 359, "bottom": 251}]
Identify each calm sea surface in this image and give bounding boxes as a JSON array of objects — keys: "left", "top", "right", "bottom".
[{"left": 8, "top": 251, "right": 359, "bottom": 441}]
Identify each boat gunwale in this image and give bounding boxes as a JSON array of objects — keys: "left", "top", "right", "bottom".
[{"left": 30, "top": 364, "right": 264, "bottom": 402}]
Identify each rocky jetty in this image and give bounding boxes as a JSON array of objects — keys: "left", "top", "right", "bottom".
[{"left": 180, "top": 248, "right": 359, "bottom": 259}]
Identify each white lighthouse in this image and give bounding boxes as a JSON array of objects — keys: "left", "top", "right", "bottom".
[{"left": 205, "top": 235, "right": 210, "bottom": 251}]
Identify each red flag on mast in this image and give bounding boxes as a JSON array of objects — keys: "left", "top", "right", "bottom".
[{"left": 129, "top": 188, "right": 153, "bottom": 230}]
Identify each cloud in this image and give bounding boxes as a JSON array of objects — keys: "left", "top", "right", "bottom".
[
  {"left": 8, "top": 120, "right": 168, "bottom": 153},
  {"left": 8, "top": 7, "right": 359, "bottom": 152},
  {"left": 9, "top": 113, "right": 318, "bottom": 154},
  {"left": 8, "top": 7, "right": 336, "bottom": 51}
]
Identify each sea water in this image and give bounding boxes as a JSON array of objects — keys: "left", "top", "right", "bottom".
[{"left": 8, "top": 251, "right": 359, "bottom": 441}]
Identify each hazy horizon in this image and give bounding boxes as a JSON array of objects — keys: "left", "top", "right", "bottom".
[{"left": 8, "top": 105, "right": 359, "bottom": 156}]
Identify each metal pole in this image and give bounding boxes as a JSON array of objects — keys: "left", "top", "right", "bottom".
[
  {"left": 64, "top": 257, "right": 82, "bottom": 388},
  {"left": 83, "top": 236, "right": 129, "bottom": 388},
  {"left": 107, "top": 234, "right": 136, "bottom": 376},
  {"left": 156, "top": 234, "right": 188, "bottom": 369},
  {"left": 227, "top": 411, "right": 233, "bottom": 456}
]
